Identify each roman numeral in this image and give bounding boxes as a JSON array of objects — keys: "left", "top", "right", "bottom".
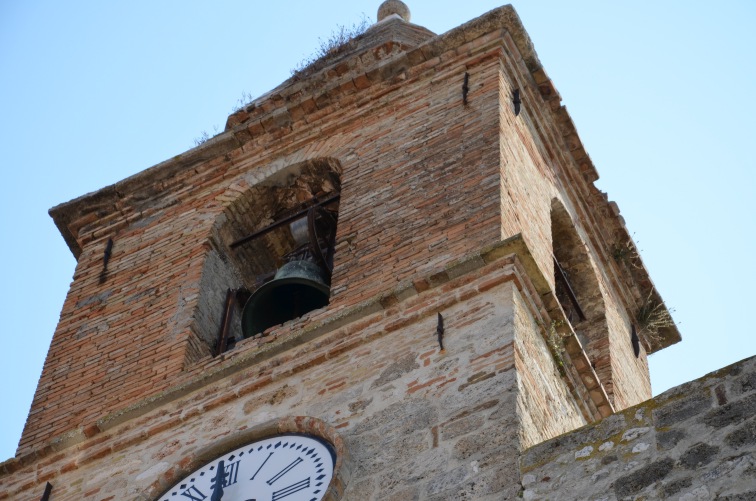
[
  {"left": 180, "top": 485, "right": 208, "bottom": 501},
  {"left": 250, "top": 452, "right": 274, "bottom": 480},
  {"left": 224, "top": 459, "right": 240, "bottom": 486},
  {"left": 266, "top": 457, "right": 303, "bottom": 485},
  {"left": 271, "top": 478, "right": 310, "bottom": 500}
]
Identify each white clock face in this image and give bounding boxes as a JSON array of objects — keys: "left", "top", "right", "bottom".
[{"left": 158, "top": 434, "right": 335, "bottom": 501}]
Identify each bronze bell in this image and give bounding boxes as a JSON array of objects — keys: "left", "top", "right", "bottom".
[
  {"left": 239, "top": 204, "right": 337, "bottom": 339},
  {"left": 241, "top": 259, "right": 330, "bottom": 339}
]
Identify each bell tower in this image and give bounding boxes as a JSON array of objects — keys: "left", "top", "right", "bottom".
[{"left": 2, "top": 2, "right": 679, "bottom": 500}]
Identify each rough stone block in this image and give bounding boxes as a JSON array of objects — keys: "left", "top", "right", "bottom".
[
  {"left": 660, "top": 477, "right": 693, "bottom": 497},
  {"left": 657, "top": 429, "right": 686, "bottom": 451},
  {"left": 613, "top": 457, "right": 674, "bottom": 498},
  {"left": 653, "top": 393, "right": 711, "bottom": 429},
  {"left": 680, "top": 442, "right": 720, "bottom": 469},
  {"left": 703, "top": 393, "right": 756, "bottom": 429},
  {"left": 724, "top": 417, "right": 756, "bottom": 449}
]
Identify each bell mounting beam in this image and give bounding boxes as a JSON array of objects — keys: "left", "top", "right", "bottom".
[{"left": 229, "top": 193, "right": 340, "bottom": 249}]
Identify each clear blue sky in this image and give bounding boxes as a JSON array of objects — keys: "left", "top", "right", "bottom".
[{"left": 1, "top": 1, "right": 754, "bottom": 461}]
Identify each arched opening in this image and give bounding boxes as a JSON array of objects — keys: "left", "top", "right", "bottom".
[
  {"left": 550, "top": 198, "right": 612, "bottom": 397},
  {"left": 188, "top": 159, "right": 342, "bottom": 362}
]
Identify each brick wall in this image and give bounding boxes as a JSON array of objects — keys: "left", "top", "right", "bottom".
[{"left": 520, "top": 355, "right": 756, "bottom": 500}]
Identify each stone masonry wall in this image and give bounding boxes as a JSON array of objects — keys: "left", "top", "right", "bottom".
[
  {"left": 1, "top": 254, "right": 585, "bottom": 500},
  {"left": 520, "top": 355, "right": 756, "bottom": 500}
]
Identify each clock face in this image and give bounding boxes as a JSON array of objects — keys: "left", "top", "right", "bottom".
[{"left": 158, "top": 434, "right": 335, "bottom": 501}]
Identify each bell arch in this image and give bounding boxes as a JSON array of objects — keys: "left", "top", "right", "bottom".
[
  {"left": 187, "top": 158, "right": 342, "bottom": 363},
  {"left": 550, "top": 198, "right": 613, "bottom": 399}
]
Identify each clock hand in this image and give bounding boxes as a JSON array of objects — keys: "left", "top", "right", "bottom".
[{"left": 210, "top": 459, "right": 225, "bottom": 501}]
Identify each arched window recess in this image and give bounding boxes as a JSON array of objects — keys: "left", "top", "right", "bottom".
[
  {"left": 550, "top": 197, "right": 612, "bottom": 398},
  {"left": 187, "top": 159, "right": 343, "bottom": 362},
  {"left": 213, "top": 189, "right": 341, "bottom": 355}
]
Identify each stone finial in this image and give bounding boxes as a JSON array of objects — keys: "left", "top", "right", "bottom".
[{"left": 377, "top": 0, "right": 411, "bottom": 23}]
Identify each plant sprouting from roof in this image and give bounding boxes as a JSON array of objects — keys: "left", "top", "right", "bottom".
[
  {"left": 292, "top": 15, "right": 371, "bottom": 76},
  {"left": 231, "top": 90, "right": 255, "bottom": 114},
  {"left": 228, "top": 16, "right": 370, "bottom": 116},
  {"left": 635, "top": 291, "right": 675, "bottom": 345},
  {"left": 193, "top": 125, "right": 220, "bottom": 147},
  {"left": 612, "top": 235, "right": 642, "bottom": 269}
]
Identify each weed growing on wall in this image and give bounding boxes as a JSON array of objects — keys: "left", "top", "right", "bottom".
[
  {"left": 546, "top": 320, "right": 567, "bottom": 377},
  {"left": 231, "top": 91, "right": 255, "bottom": 114}
]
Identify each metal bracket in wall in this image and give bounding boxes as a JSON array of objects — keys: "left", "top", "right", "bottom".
[
  {"left": 40, "top": 482, "right": 53, "bottom": 501},
  {"left": 513, "top": 89, "right": 521, "bottom": 116},
  {"left": 462, "top": 72, "right": 470, "bottom": 105},
  {"left": 99, "top": 237, "right": 114, "bottom": 284},
  {"left": 631, "top": 324, "right": 641, "bottom": 358}
]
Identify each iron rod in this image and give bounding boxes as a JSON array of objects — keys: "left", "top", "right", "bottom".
[
  {"left": 553, "top": 256, "right": 587, "bottom": 322},
  {"left": 216, "top": 288, "right": 236, "bottom": 356},
  {"left": 229, "top": 194, "right": 340, "bottom": 249}
]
